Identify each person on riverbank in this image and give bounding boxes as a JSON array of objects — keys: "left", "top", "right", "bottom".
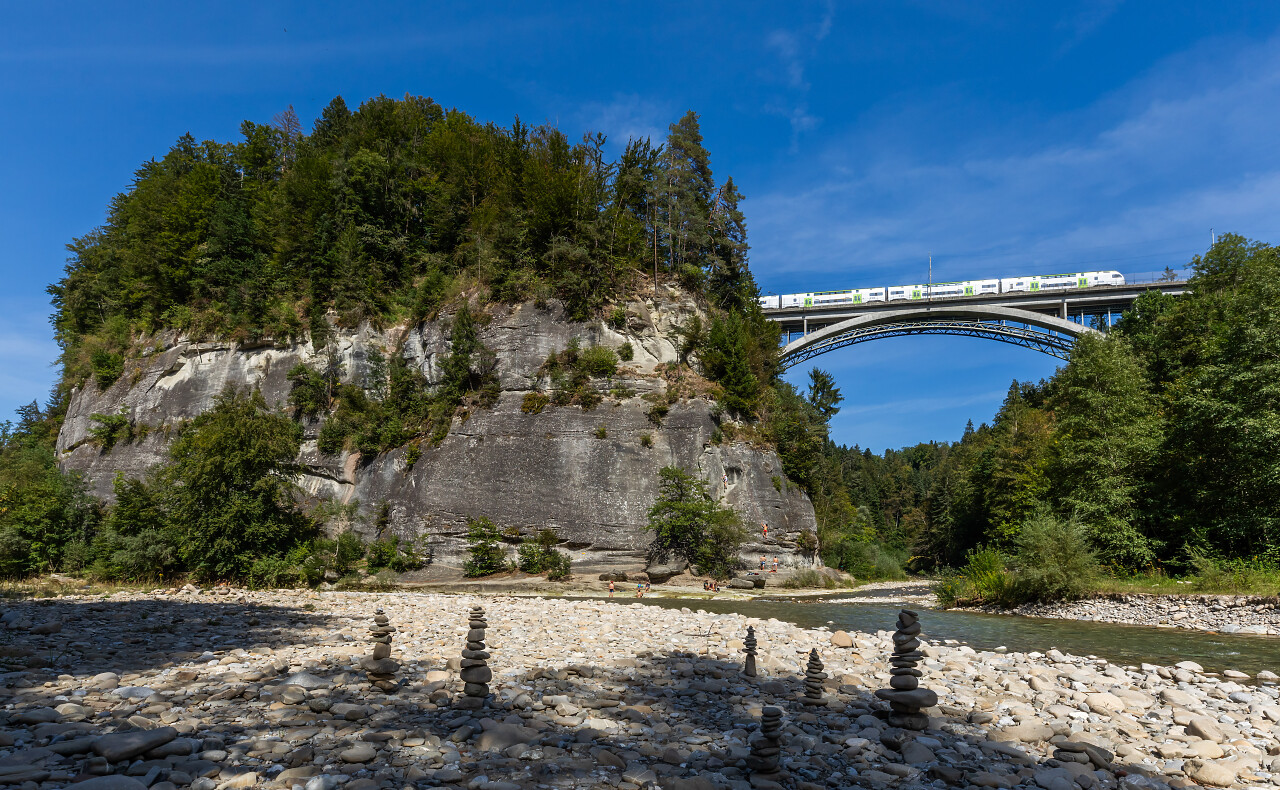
[
  {"left": 771, "top": 556, "right": 778, "bottom": 573},
  {"left": 760, "top": 555, "right": 766, "bottom": 570},
  {"left": 608, "top": 580, "right": 615, "bottom": 596},
  {"left": 636, "top": 582, "right": 643, "bottom": 598}
]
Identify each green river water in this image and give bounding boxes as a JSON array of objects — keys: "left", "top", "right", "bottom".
[{"left": 577, "top": 593, "right": 1280, "bottom": 677}]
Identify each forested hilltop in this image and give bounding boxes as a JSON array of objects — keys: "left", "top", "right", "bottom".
[
  {"left": 2, "top": 95, "right": 837, "bottom": 583},
  {"left": 50, "top": 94, "right": 762, "bottom": 391},
  {"left": 808, "top": 235, "right": 1280, "bottom": 602}
]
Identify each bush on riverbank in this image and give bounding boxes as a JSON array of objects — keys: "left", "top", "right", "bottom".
[{"left": 936, "top": 511, "right": 1099, "bottom": 606}]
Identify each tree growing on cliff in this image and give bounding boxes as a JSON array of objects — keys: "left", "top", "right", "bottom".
[
  {"left": 161, "top": 387, "right": 313, "bottom": 580},
  {"left": 645, "top": 466, "right": 745, "bottom": 579}
]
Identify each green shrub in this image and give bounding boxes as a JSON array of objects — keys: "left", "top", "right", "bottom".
[
  {"left": 517, "top": 531, "right": 572, "bottom": 579},
  {"left": 710, "top": 426, "right": 723, "bottom": 444},
  {"left": 90, "top": 350, "right": 124, "bottom": 390},
  {"left": 247, "top": 555, "right": 302, "bottom": 589},
  {"left": 464, "top": 517, "right": 508, "bottom": 577},
  {"left": 577, "top": 346, "right": 618, "bottom": 377},
  {"left": 647, "top": 402, "right": 669, "bottom": 425},
  {"left": 522, "top": 392, "right": 550, "bottom": 414},
  {"left": 824, "top": 539, "right": 906, "bottom": 581},
  {"left": 608, "top": 307, "right": 628, "bottom": 329},
  {"left": 366, "top": 536, "right": 427, "bottom": 573},
  {"left": 335, "top": 531, "right": 365, "bottom": 570},
  {"left": 640, "top": 434, "right": 653, "bottom": 448},
  {"left": 89, "top": 412, "right": 132, "bottom": 451},
  {"left": 1013, "top": 511, "right": 1098, "bottom": 602},
  {"left": 404, "top": 444, "right": 421, "bottom": 470},
  {"left": 617, "top": 341, "right": 634, "bottom": 362},
  {"left": 594, "top": 424, "right": 607, "bottom": 439},
  {"left": 0, "top": 528, "right": 32, "bottom": 579}
]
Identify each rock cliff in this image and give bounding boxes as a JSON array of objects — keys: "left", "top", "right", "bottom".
[{"left": 57, "top": 288, "right": 818, "bottom": 578}]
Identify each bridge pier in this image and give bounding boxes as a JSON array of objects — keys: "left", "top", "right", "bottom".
[{"left": 1060, "top": 298, "right": 1067, "bottom": 319}]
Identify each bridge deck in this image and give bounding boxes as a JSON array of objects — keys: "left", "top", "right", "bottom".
[{"left": 763, "top": 280, "right": 1186, "bottom": 330}]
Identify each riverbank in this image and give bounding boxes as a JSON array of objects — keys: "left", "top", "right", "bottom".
[
  {"left": 960, "top": 594, "right": 1280, "bottom": 637},
  {"left": 3, "top": 589, "right": 1279, "bottom": 790}
]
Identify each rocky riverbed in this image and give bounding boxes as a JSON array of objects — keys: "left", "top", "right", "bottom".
[
  {"left": 966, "top": 596, "right": 1280, "bottom": 637},
  {"left": 2, "top": 589, "right": 1279, "bottom": 790}
]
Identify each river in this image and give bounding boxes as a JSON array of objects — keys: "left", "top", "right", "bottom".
[{"left": 570, "top": 592, "right": 1279, "bottom": 676}]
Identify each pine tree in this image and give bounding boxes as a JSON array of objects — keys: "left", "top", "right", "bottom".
[{"left": 707, "top": 176, "right": 757, "bottom": 310}]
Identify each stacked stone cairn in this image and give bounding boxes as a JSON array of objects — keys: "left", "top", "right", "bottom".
[
  {"left": 458, "top": 605, "right": 491, "bottom": 709},
  {"left": 800, "top": 648, "right": 826, "bottom": 706},
  {"left": 359, "top": 608, "right": 400, "bottom": 691},
  {"left": 742, "top": 625, "right": 758, "bottom": 677},
  {"left": 873, "top": 608, "right": 937, "bottom": 730},
  {"left": 746, "top": 705, "right": 786, "bottom": 786}
]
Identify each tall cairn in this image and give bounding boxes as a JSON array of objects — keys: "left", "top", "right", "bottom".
[
  {"left": 457, "top": 605, "right": 491, "bottom": 709},
  {"left": 800, "top": 648, "right": 826, "bottom": 706},
  {"left": 747, "top": 705, "right": 786, "bottom": 787},
  {"left": 742, "top": 626, "right": 758, "bottom": 677},
  {"left": 873, "top": 608, "right": 936, "bottom": 730},
  {"left": 360, "top": 608, "right": 400, "bottom": 692}
]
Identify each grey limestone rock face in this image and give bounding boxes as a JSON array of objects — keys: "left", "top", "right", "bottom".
[{"left": 57, "top": 291, "right": 818, "bottom": 577}]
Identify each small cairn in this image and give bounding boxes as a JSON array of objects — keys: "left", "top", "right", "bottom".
[
  {"left": 457, "top": 605, "right": 491, "bottom": 709},
  {"left": 359, "top": 608, "right": 400, "bottom": 691},
  {"left": 800, "top": 648, "right": 826, "bottom": 706},
  {"left": 742, "top": 626, "right": 758, "bottom": 677},
  {"left": 873, "top": 608, "right": 936, "bottom": 730},
  {"left": 746, "top": 706, "right": 786, "bottom": 786}
]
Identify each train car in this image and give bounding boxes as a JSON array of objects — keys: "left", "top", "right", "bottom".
[
  {"left": 888, "top": 284, "right": 928, "bottom": 301},
  {"left": 1001, "top": 270, "right": 1124, "bottom": 293},
  {"left": 924, "top": 279, "right": 1001, "bottom": 298},
  {"left": 770, "top": 288, "right": 889, "bottom": 308}
]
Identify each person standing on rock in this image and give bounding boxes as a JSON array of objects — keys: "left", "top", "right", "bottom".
[
  {"left": 608, "top": 580, "right": 615, "bottom": 596},
  {"left": 762, "top": 522, "right": 768, "bottom": 540},
  {"left": 760, "top": 555, "right": 766, "bottom": 570},
  {"left": 772, "top": 556, "right": 779, "bottom": 573}
]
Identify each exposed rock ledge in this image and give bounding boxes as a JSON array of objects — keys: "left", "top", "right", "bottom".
[{"left": 56, "top": 289, "right": 819, "bottom": 577}]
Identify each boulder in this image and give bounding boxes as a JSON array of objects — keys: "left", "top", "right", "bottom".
[
  {"left": 728, "top": 578, "right": 756, "bottom": 590},
  {"left": 645, "top": 561, "right": 688, "bottom": 583},
  {"left": 92, "top": 727, "right": 179, "bottom": 762},
  {"left": 597, "top": 572, "right": 628, "bottom": 582},
  {"left": 830, "top": 630, "right": 853, "bottom": 648}
]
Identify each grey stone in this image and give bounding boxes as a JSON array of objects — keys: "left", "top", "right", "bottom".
[
  {"left": 69, "top": 776, "right": 149, "bottom": 790},
  {"left": 93, "top": 727, "right": 179, "bottom": 763}
]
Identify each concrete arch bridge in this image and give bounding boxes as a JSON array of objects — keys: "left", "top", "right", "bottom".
[{"left": 765, "top": 280, "right": 1186, "bottom": 371}]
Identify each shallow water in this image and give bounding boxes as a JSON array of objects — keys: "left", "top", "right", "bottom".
[{"left": 576, "top": 593, "right": 1280, "bottom": 676}]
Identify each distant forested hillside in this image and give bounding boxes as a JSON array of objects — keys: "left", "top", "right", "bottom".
[{"left": 49, "top": 95, "right": 759, "bottom": 391}]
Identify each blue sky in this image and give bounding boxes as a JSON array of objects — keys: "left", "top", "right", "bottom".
[{"left": 3, "top": 2, "right": 1280, "bottom": 451}]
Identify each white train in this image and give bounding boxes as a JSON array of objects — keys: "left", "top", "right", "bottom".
[{"left": 757, "top": 271, "right": 1125, "bottom": 310}]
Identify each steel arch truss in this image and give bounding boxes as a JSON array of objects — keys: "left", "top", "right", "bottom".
[{"left": 779, "top": 319, "right": 1077, "bottom": 370}]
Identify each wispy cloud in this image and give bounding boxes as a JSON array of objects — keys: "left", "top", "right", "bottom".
[
  {"left": 751, "top": 32, "right": 1280, "bottom": 288},
  {"left": 577, "top": 93, "right": 670, "bottom": 152},
  {"left": 763, "top": 1, "right": 834, "bottom": 145}
]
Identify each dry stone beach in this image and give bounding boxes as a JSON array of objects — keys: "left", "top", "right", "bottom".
[{"left": 2, "top": 590, "right": 1279, "bottom": 790}]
